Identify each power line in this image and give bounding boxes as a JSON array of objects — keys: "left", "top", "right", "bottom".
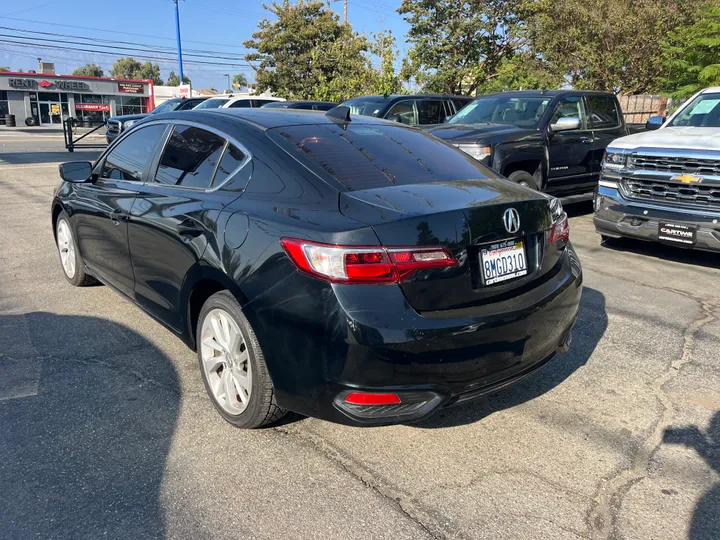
[
  {"left": 0, "top": 39, "right": 252, "bottom": 68},
  {"left": 0, "top": 31, "right": 252, "bottom": 62},
  {"left": 0, "top": 15, "right": 255, "bottom": 51},
  {"left": 0, "top": 25, "right": 252, "bottom": 57}
]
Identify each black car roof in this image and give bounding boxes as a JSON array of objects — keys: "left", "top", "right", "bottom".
[
  {"left": 474, "top": 90, "right": 615, "bottom": 98},
  {"left": 345, "top": 94, "right": 471, "bottom": 102},
  {"left": 157, "top": 108, "right": 395, "bottom": 130}
]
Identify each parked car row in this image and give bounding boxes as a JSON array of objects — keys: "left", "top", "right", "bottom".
[{"left": 60, "top": 103, "right": 581, "bottom": 428}]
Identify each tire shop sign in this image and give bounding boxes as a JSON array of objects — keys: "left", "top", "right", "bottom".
[{"left": 8, "top": 78, "right": 91, "bottom": 92}]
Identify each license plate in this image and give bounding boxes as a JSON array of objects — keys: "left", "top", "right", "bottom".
[
  {"left": 658, "top": 222, "right": 697, "bottom": 246},
  {"left": 480, "top": 240, "right": 528, "bottom": 285}
]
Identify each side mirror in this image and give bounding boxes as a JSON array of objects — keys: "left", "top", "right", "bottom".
[
  {"left": 645, "top": 115, "right": 665, "bottom": 131},
  {"left": 550, "top": 116, "right": 581, "bottom": 132},
  {"left": 59, "top": 161, "right": 94, "bottom": 183}
]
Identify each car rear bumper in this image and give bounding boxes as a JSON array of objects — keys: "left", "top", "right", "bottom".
[
  {"left": 594, "top": 185, "right": 720, "bottom": 253},
  {"left": 245, "top": 247, "right": 582, "bottom": 426}
]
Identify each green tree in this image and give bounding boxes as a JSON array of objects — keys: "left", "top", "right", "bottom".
[
  {"left": 528, "top": 0, "right": 703, "bottom": 94},
  {"left": 244, "top": 0, "right": 376, "bottom": 101},
  {"left": 0, "top": 66, "right": 10, "bottom": 72},
  {"left": 232, "top": 73, "right": 248, "bottom": 90},
  {"left": 370, "top": 30, "right": 403, "bottom": 95},
  {"left": 661, "top": 3, "right": 720, "bottom": 98},
  {"left": 72, "top": 63, "right": 104, "bottom": 77},
  {"left": 475, "top": 52, "right": 564, "bottom": 94},
  {"left": 110, "top": 57, "right": 163, "bottom": 85},
  {"left": 398, "top": 0, "right": 528, "bottom": 95},
  {"left": 166, "top": 71, "right": 191, "bottom": 86}
]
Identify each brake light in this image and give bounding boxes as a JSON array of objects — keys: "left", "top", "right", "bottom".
[
  {"left": 550, "top": 212, "right": 570, "bottom": 244},
  {"left": 279, "top": 237, "right": 458, "bottom": 284}
]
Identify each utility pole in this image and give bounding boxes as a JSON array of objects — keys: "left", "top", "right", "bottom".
[
  {"left": 224, "top": 73, "right": 230, "bottom": 92},
  {"left": 173, "top": 0, "right": 184, "bottom": 83},
  {"left": 333, "top": 0, "right": 347, "bottom": 23}
]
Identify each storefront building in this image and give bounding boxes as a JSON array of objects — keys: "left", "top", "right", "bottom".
[{"left": 0, "top": 73, "right": 154, "bottom": 126}]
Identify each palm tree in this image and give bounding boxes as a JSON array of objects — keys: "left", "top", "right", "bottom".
[{"left": 232, "top": 73, "right": 248, "bottom": 90}]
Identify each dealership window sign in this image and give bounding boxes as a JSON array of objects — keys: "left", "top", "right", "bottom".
[
  {"left": 118, "top": 82, "right": 143, "bottom": 94},
  {"left": 75, "top": 103, "right": 111, "bottom": 112}
]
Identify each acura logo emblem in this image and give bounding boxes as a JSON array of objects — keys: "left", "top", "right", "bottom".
[{"left": 503, "top": 208, "right": 520, "bottom": 234}]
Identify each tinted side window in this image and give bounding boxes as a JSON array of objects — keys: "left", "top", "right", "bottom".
[
  {"left": 416, "top": 100, "right": 446, "bottom": 124},
  {"left": 154, "top": 125, "right": 226, "bottom": 189},
  {"left": 212, "top": 144, "right": 247, "bottom": 188},
  {"left": 586, "top": 95, "right": 621, "bottom": 129},
  {"left": 178, "top": 99, "right": 202, "bottom": 110},
  {"left": 386, "top": 101, "right": 416, "bottom": 125},
  {"left": 551, "top": 95, "right": 586, "bottom": 127},
  {"left": 101, "top": 125, "right": 166, "bottom": 182},
  {"left": 229, "top": 100, "right": 252, "bottom": 108}
]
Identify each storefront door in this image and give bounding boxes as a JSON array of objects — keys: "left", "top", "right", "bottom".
[{"left": 38, "top": 102, "right": 63, "bottom": 125}]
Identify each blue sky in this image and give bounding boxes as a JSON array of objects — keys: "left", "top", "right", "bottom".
[{"left": 0, "top": 0, "right": 409, "bottom": 90}]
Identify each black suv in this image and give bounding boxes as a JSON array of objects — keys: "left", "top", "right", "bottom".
[
  {"left": 428, "top": 91, "right": 632, "bottom": 199},
  {"left": 340, "top": 94, "right": 472, "bottom": 125},
  {"left": 106, "top": 97, "right": 208, "bottom": 144}
]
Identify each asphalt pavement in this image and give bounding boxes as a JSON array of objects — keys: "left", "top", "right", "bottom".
[{"left": 1, "top": 134, "right": 718, "bottom": 540}]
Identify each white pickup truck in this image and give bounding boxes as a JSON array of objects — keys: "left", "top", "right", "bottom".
[{"left": 594, "top": 87, "right": 720, "bottom": 252}]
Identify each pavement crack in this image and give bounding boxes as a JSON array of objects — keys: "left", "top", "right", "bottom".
[
  {"left": 273, "top": 425, "right": 459, "bottom": 540},
  {"left": 585, "top": 297, "right": 717, "bottom": 539}
]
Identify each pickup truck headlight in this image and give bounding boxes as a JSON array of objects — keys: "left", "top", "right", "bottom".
[
  {"left": 602, "top": 151, "right": 626, "bottom": 169},
  {"left": 122, "top": 120, "right": 137, "bottom": 130},
  {"left": 455, "top": 143, "right": 491, "bottom": 163}
]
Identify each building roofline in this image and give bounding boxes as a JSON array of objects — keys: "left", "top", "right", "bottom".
[{"left": 0, "top": 71, "right": 153, "bottom": 84}]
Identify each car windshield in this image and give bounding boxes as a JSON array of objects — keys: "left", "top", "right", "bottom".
[
  {"left": 341, "top": 97, "right": 387, "bottom": 117},
  {"left": 150, "top": 100, "right": 182, "bottom": 114},
  {"left": 669, "top": 93, "right": 720, "bottom": 127},
  {"left": 449, "top": 96, "right": 552, "bottom": 128},
  {"left": 193, "top": 98, "right": 229, "bottom": 109}
]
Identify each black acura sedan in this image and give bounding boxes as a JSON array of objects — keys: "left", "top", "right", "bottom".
[{"left": 52, "top": 107, "right": 582, "bottom": 428}]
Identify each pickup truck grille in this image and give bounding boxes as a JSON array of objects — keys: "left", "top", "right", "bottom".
[
  {"left": 622, "top": 178, "right": 720, "bottom": 211},
  {"left": 106, "top": 121, "right": 120, "bottom": 134},
  {"left": 630, "top": 154, "right": 720, "bottom": 175}
]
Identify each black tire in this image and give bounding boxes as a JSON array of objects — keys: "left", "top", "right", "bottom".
[
  {"left": 508, "top": 170, "right": 540, "bottom": 190},
  {"left": 197, "top": 291, "right": 286, "bottom": 428},
  {"left": 55, "top": 211, "right": 96, "bottom": 287}
]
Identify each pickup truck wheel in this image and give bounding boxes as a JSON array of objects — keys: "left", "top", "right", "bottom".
[{"left": 508, "top": 170, "right": 539, "bottom": 191}]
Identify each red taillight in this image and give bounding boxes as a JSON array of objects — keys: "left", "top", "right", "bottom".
[
  {"left": 345, "top": 392, "right": 401, "bottom": 405},
  {"left": 280, "top": 238, "right": 458, "bottom": 284},
  {"left": 550, "top": 212, "right": 570, "bottom": 244}
]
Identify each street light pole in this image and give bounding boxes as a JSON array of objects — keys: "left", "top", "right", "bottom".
[
  {"left": 333, "top": 0, "right": 347, "bottom": 23},
  {"left": 173, "top": 0, "right": 184, "bottom": 83},
  {"left": 224, "top": 73, "right": 230, "bottom": 92}
]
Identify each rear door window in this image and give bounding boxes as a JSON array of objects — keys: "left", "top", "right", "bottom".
[
  {"left": 586, "top": 95, "right": 621, "bottom": 129},
  {"left": 154, "top": 125, "right": 226, "bottom": 189},
  {"left": 100, "top": 124, "right": 166, "bottom": 182},
  {"left": 416, "top": 100, "right": 446, "bottom": 124},
  {"left": 386, "top": 101, "right": 416, "bottom": 125},
  {"left": 270, "top": 123, "right": 491, "bottom": 191},
  {"left": 229, "top": 100, "right": 252, "bottom": 108},
  {"left": 212, "top": 144, "right": 247, "bottom": 188}
]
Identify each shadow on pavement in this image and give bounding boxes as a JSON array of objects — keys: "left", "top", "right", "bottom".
[
  {"left": 0, "top": 312, "right": 180, "bottom": 540},
  {"left": 415, "top": 286, "right": 607, "bottom": 428},
  {"left": 601, "top": 236, "right": 720, "bottom": 271},
  {"left": 664, "top": 411, "right": 720, "bottom": 539},
  {"left": 565, "top": 200, "right": 594, "bottom": 217}
]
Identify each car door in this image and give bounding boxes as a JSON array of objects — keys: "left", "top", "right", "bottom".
[
  {"left": 415, "top": 99, "right": 447, "bottom": 125},
  {"left": 546, "top": 94, "right": 595, "bottom": 195},
  {"left": 127, "top": 122, "right": 249, "bottom": 331},
  {"left": 585, "top": 94, "right": 627, "bottom": 180},
  {"left": 72, "top": 124, "right": 168, "bottom": 296}
]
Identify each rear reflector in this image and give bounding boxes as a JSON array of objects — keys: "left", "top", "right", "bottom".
[
  {"left": 280, "top": 238, "right": 458, "bottom": 284},
  {"left": 345, "top": 392, "right": 401, "bottom": 405}
]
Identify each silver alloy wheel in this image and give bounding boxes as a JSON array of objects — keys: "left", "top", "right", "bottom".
[
  {"left": 200, "top": 308, "right": 252, "bottom": 415},
  {"left": 56, "top": 219, "right": 76, "bottom": 279}
]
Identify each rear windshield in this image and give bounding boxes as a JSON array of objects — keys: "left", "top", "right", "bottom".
[{"left": 270, "top": 123, "right": 491, "bottom": 191}]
